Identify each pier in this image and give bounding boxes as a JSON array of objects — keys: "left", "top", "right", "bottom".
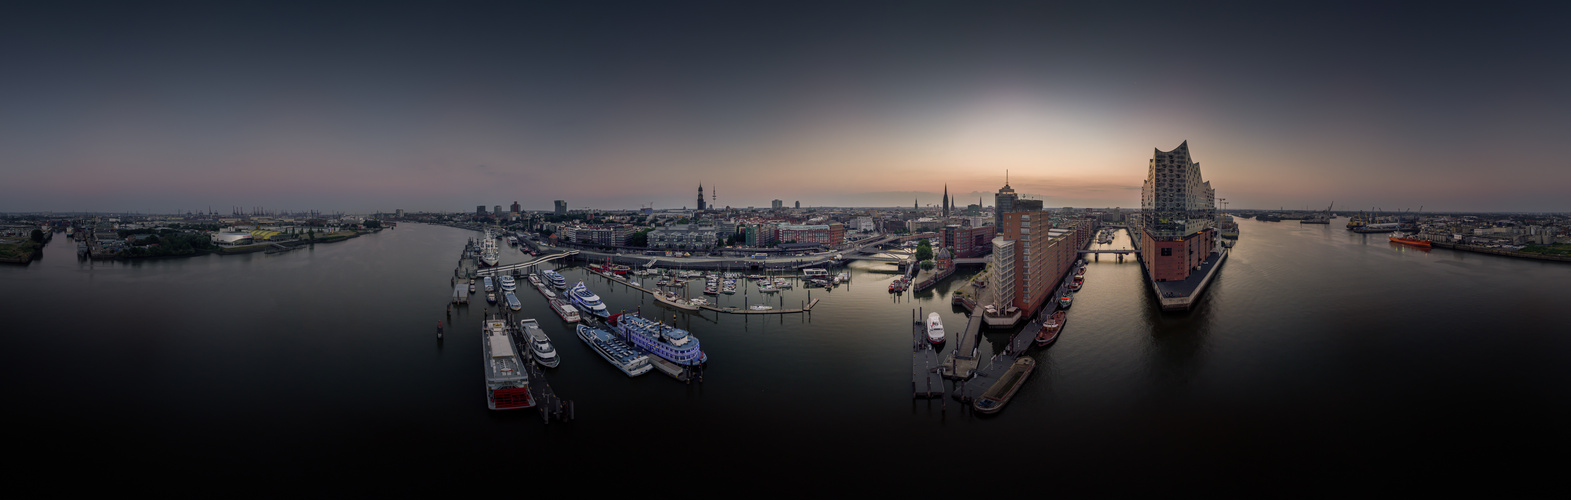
[
  {"left": 911, "top": 308, "right": 945, "bottom": 398},
  {"left": 1142, "top": 246, "right": 1229, "bottom": 311},
  {"left": 938, "top": 314, "right": 983, "bottom": 379}
]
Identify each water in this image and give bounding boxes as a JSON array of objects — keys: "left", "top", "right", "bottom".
[{"left": 5, "top": 219, "right": 1568, "bottom": 492}]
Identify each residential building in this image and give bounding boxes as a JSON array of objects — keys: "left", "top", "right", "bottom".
[
  {"left": 554, "top": 200, "right": 567, "bottom": 216},
  {"left": 777, "top": 223, "right": 845, "bottom": 246},
  {"left": 772, "top": 200, "right": 783, "bottom": 210}
]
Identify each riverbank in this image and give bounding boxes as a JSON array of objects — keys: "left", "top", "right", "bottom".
[
  {"left": 1431, "top": 241, "right": 1571, "bottom": 263},
  {"left": 0, "top": 239, "right": 43, "bottom": 264}
]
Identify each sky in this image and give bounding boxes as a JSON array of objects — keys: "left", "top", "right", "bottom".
[{"left": 3, "top": 1, "right": 1569, "bottom": 213}]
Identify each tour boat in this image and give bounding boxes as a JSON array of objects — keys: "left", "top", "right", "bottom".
[
  {"left": 541, "top": 269, "right": 566, "bottom": 289},
  {"left": 520, "top": 319, "right": 559, "bottom": 368},
  {"left": 1036, "top": 310, "right": 1066, "bottom": 347},
  {"left": 482, "top": 318, "right": 534, "bottom": 410},
  {"left": 499, "top": 275, "right": 516, "bottom": 292},
  {"left": 484, "top": 276, "right": 495, "bottom": 293},
  {"left": 505, "top": 291, "right": 522, "bottom": 311},
  {"left": 608, "top": 313, "right": 708, "bottom": 366},
  {"left": 568, "top": 282, "right": 609, "bottom": 318},
  {"left": 577, "top": 324, "right": 651, "bottom": 377},
  {"left": 926, "top": 312, "right": 945, "bottom": 344},
  {"left": 549, "top": 297, "right": 580, "bottom": 323}
]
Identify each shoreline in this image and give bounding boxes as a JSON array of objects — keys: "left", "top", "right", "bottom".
[{"left": 1429, "top": 241, "right": 1571, "bottom": 264}]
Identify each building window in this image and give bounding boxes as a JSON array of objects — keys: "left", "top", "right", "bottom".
[{"left": 1161, "top": 248, "right": 1172, "bottom": 256}]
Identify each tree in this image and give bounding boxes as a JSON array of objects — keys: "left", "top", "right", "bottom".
[
  {"left": 915, "top": 239, "right": 933, "bottom": 262},
  {"left": 363, "top": 219, "right": 382, "bottom": 229},
  {"left": 30, "top": 229, "right": 44, "bottom": 243},
  {"left": 920, "top": 259, "right": 935, "bottom": 270}
]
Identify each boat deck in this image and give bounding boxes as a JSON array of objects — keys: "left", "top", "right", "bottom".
[
  {"left": 939, "top": 314, "right": 983, "bottom": 379},
  {"left": 911, "top": 309, "right": 945, "bottom": 398}
]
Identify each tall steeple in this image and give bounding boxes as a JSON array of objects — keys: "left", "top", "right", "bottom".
[
  {"left": 697, "top": 183, "right": 706, "bottom": 211},
  {"left": 942, "top": 184, "right": 949, "bottom": 217}
]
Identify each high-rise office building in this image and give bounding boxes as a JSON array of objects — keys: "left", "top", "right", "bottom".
[
  {"left": 510, "top": 201, "right": 520, "bottom": 214},
  {"left": 772, "top": 200, "right": 783, "bottom": 210},
  {"left": 1140, "top": 140, "right": 1217, "bottom": 282},
  {"left": 554, "top": 200, "right": 567, "bottom": 216},
  {"left": 994, "top": 174, "right": 1017, "bottom": 228},
  {"left": 476, "top": 205, "right": 486, "bottom": 216}
]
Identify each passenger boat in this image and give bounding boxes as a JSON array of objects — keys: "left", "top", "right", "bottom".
[
  {"left": 1059, "top": 294, "right": 1073, "bottom": 308},
  {"left": 505, "top": 291, "right": 522, "bottom": 311},
  {"left": 609, "top": 264, "right": 631, "bottom": 275},
  {"left": 926, "top": 312, "right": 945, "bottom": 344},
  {"left": 484, "top": 276, "right": 495, "bottom": 292},
  {"left": 499, "top": 275, "right": 516, "bottom": 292},
  {"left": 541, "top": 269, "right": 566, "bottom": 289},
  {"left": 577, "top": 324, "right": 651, "bottom": 377},
  {"left": 520, "top": 319, "right": 558, "bottom": 368},
  {"left": 749, "top": 305, "right": 773, "bottom": 311},
  {"left": 549, "top": 297, "right": 580, "bottom": 323},
  {"left": 527, "top": 274, "right": 542, "bottom": 287},
  {"left": 1036, "top": 310, "right": 1066, "bottom": 347},
  {"left": 608, "top": 313, "right": 708, "bottom": 366},
  {"left": 486, "top": 292, "right": 497, "bottom": 304},
  {"left": 1389, "top": 235, "right": 1432, "bottom": 248},
  {"left": 972, "top": 357, "right": 1035, "bottom": 415},
  {"left": 482, "top": 318, "right": 534, "bottom": 410},
  {"left": 568, "top": 281, "right": 610, "bottom": 318},
  {"left": 589, "top": 262, "right": 605, "bottom": 273}
]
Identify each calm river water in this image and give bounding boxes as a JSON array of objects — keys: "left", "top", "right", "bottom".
[{"left": 5, "top": 219, "right": 1568, "bottom": 492}]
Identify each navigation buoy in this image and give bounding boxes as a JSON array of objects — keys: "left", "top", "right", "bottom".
[{"left": 437, "top": 320, "right": 444, "bottom": 339}]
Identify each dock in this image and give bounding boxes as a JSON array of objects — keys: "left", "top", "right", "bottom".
[
  {"left": 523, "top": 350, "right": 573, "bottom": 423},
  {"left": 1145, "top": 246, "right": 1229, "bottom": 311},
  {"left": 911, "top": 308, "right": 945, "bottom": 398},
  {"left": 591, "top": 270, "right": 821, "bottom": 315},
  {"left": 938, "top": 314, "right": 983, "bottom": 379}
]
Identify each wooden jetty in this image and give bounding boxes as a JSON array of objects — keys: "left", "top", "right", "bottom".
[
  {"left": 939, "top": 314, "right": 983, "bottom": 379},
  {"left": 911, "top": 308, "right": 945, "bottom": 398}
]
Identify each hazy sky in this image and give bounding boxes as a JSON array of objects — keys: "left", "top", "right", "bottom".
[{"left": 3, "top": 1, "right": 1569, "bottom": 213}]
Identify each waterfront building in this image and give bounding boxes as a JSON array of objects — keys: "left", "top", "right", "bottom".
[
  {"left": 554, "top": 200, "right": 567, "bottom": 216},
  {"left": 1139, "top": 140, "right": 1218, "bottom": 282},
  {"left": 999, "top": 211, "right": 1064, "bottom": 314},
  {"left": 777, "top": 223, "right": 845, "bottom": 246},
  {"left": 562, "top": 224, "right": 636, "bottom": 247},
  {"left": 942, "top": 224, "right": 997, "bottom": 258},
  {"left": 649, "top": 222, "right": 733, "bottom": 249}
]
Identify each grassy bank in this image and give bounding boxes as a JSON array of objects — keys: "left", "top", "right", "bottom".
[
  {"left": 0, "top": 239, "right": 43, "bottom": 263},
  {"left": 1520, "top": 243, "right": 1571, "bottom": 257}
]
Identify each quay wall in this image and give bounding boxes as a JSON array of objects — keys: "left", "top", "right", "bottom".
[{"left": 1430, "top": 241, "right": 1571, "bottom": 263}]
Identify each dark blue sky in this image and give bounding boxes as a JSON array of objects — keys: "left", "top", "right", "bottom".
[{"left": 3, "top": 1, "right": 1568, "bottom": 212}]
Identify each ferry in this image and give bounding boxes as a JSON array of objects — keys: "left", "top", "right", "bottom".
[
  {"left": 482, "top": 318, "right": 534, "bottom": 410},
  {"left": 499, "top": 275, "right": 516, "bottom": 292},
  {"left": 520, "top": 319, "right": 559, "bottom": 368},
  {"left": 608, "top": 313, "right": 708, "bottom": 366},
  {"left": 1036, "top": 310, "right": 1066, "bottom": 347},
  {"left": 483, "top": 276, "right": 495, "bottom": 293},
  {"left": 541, "top": 269, "right": 566, "bottom": 289},
  {"left": 505, "top": 291, "right": 522, "bottom": 311},
  {"left": 973, "top": 357, "right": 1034, "bottom": 415},
  {"left": 568, "top": 281, "right": 610, "bottom": 318},
  {"left": 926, "top": 312, "right": 945, "bottom": 344},
  {"left": 577, "top": 324, "right": 651, "bottom": 377},
  {"left": 549, "top": 297, "right": 580, "bottom": 323}
]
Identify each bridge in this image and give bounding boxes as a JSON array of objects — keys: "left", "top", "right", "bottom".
[
  {"left": 1078, "top": 249, "right": 1134, "bottom": 254},
  {"left": 475, "top": 250, "right": 579, "bottom": 277}
]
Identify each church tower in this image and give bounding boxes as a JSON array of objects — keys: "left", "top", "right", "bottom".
[
  {"left": 697, "top": 184, "right": 706, "bottom": 211},
  {"left": 943, "top": 184, "right": 950, "bottom": 217}
]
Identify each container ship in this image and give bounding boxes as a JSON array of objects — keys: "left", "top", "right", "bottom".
[{"left": 1389, "top": 235, "right": 1432, "bottom": 248}]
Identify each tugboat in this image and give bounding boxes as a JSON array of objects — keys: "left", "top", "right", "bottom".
[
  {"left": 1035, "top": 310, "right": 1066, "bottom": 347},
  {"left": 1058, "top": 294, "right": 1073, "bottom": 308}
]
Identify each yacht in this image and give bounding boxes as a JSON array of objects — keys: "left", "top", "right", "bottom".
[
  {"left": 926, "top": 312, "right": 945, "bottom": 344},
  {"left": 568, "top": 281, "right": 610, "bottom": 318},
  {"left": 520, "top": 319, "right": 559, "bottom": 368},
  {"left": 609, "top": 312, "right": 708, "bottom": 366},
  {"left": 482, "top": 318, "right": 534, "bottom": 410},
  {"left": 540, "top": 269, "right": 566, "bottom": 289},
  {"left": 577, "top": 324, "right": 651, "bottom": 377}
]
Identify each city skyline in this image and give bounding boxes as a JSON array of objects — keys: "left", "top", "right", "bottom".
[{"left": 4, "top": 2, "right": 1570, "bottom": 213}]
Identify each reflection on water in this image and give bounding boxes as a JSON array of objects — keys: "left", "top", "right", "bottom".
[{"left": 4, "top": 219, "right": 1570, "bottom": 489}]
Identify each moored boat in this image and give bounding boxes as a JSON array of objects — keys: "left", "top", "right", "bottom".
[
  {"left": 1036, "top": 310, "right": 1066, "bottom": 347},
  {"left": 500, "top": 275, "right": 516, "bottom": 292},
  {"left": 483, "top": 318, "right": 534, "bottom": 410},
  {"left": 577, "top": 324, "right": 651, "bottom": 377},
  {"left": 926, "top": 312, "right": 945, "bottom": 344},
  {"left": 549, "top": 297, "right": 580, "bottom": 323},
  {"left": 541, "top": 269, "right": 566, "bottom": 289},
  {"left": 1059, "top": 294, "right": 1073, "bottom": 308},
  {"left": 505, "top": 291, "right": 522, "bottom": 311},
  {"left": 609, "top": 312, "right": 708, "bottom": 366},
  {"left": 520, "top": 319, "right": 558, "bottom": 368},
  {"left": 568, "top": 281, "right": 610, "bottom": 318},
  {"left": 973, "top": 357, "right": 1035, "bottom": 414},
  {"left": 1389, "top": 235, "right": 1432, "bottom": 248}
]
